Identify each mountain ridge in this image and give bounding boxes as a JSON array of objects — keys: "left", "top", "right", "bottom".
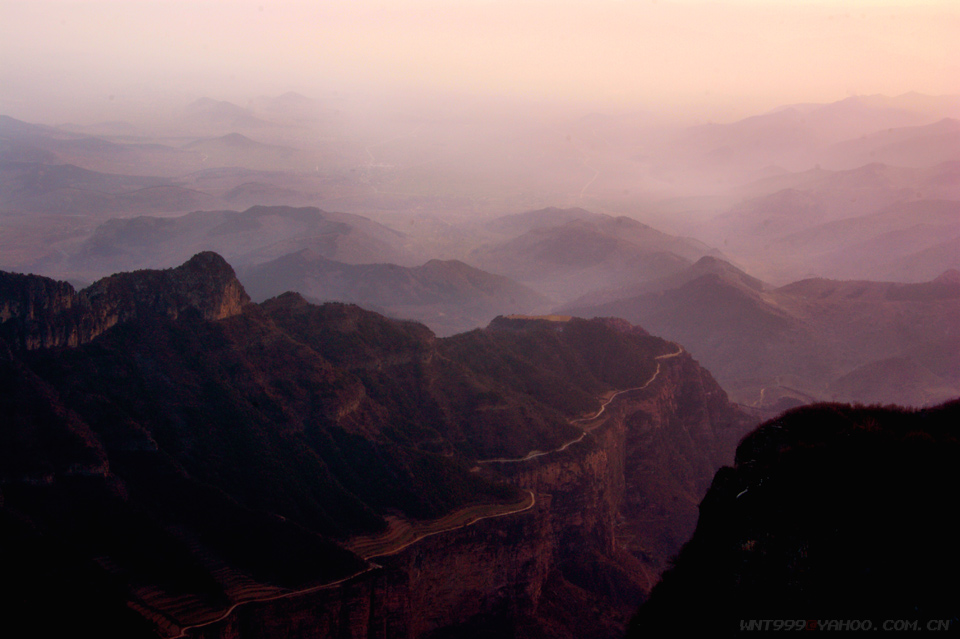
[{"left": 0, "top": 251, "right": 756, "bottom": 638}]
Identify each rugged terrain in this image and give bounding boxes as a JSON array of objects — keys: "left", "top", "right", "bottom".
[
  {"left": 567, "top": 258, "right": 960, "bottom": 407},
  {"left": 240, "top": 250, "right": 550, "bottom": 337},
  {"left": 628, "top": 400, "right": 960, "bottom": 636},
  {"left": 0, "top": 252, "right": 755, "bottom": 638}
]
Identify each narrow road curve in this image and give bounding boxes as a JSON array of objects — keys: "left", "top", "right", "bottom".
[
  {"left": 167, "top": 345, "right": 684, "bottom": 637},
  {"left": 170, "top": 491, "right": 536, "bottom": 638},
  {"left": 579, "top": 160, "right": 600, "bottom": 200},
  {"left": 478, "top": 345, "right": 684, "bottom": 464},
  {"left": 363, "top": 490, "right": 537, "bottom": 560},
  {"left": 171, "top": 564, "right": 382, "bottom": 639}
]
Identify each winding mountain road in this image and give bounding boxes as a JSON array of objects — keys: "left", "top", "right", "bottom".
[
  {"left": 169, "top": 490, "right": 536, "bottom": 638},
  {"left": 478, "top": 344, "right": 684, "bottom": 464},
  {"left": 170, "top": 564, "right": 382, "bottom": 639},
  {"left": 165, "top": 345, "right": 684, "bottom": 638}
]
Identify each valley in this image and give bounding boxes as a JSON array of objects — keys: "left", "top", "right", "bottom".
[
  {"left": 2, "top": 10, "right": 959, "bottom": 631},
  {"left": 0, "top": 255, "right": 755, "bottom": 638}
]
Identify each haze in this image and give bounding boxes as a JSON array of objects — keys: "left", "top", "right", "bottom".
[
  {"left": 3, "top": 2, "right": 960, "bottom": 635},
  {"left": 2, "top": 0, "right": 957, "bottom": 123},
  {"left": 1, "top": 0, "right": 960, "bottom": 410}
]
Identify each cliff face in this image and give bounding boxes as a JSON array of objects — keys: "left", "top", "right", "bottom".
[
  {"left": 0, "top": 257, "right": 756, "bottom": 639},
  {"left": 628, "top": 400, "right": 960, "bottom": 637},
  {"left": 616, "top": 352, "right": 750, "bottom": 574},
  {"left": 0, "top": 251, "right": 249, "bottom": 350},
  {"left": 202, "top": 506, "right": 557, "bottom": 639},
  {"left": 183, "top": 328, "right": 755, "bottom": 639}
]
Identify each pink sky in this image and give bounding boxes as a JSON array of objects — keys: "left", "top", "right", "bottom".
[{"left": 1, "top": 0, "right": 958, "bottom": 122}]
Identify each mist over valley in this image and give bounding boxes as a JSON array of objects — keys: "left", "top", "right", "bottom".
[{"left": 2, "top": 1, "right": 958, "bottom": 637}]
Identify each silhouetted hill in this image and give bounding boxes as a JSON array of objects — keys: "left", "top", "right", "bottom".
[
  {"left": 568, "top": 269, "right": 960, "bottom": 408},
  {"left": 0, "top": 251, "right": 248, "bottom": 350},
  {"left": 0, "top": 115, "right": 202, "bottom": 177},
  {"left": 628, "top": 400, "right": 960, "bottom": 636},
  {"left": 240, "top": 250, "right": 550, "bottom": 336},
  {"left": 469, "top": 209, "right": 716, "bottom": 301},
  {"left": 54, "top": 204, "right": 424, "bottom": 281},
  {"left": 564, "top": 255, "right": 764, "bottom": 309},
  {"left": 182, "top": 133, "right": 316, "bottom": 172},
  {"left": 0, "top": 257, "right": 544, "bottom": 635},
  {"left": 826, "top": 118, "right": 960, "bottom": 169},
  {"left": 0, "top": 161, "right": 221, "bottom": 216},
  {"left": 182, "top": 98, "right": 273, "bottom": 130}
]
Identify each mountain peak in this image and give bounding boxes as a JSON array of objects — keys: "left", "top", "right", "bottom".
[
  {"left": 1, "top": 252, "right": 249, "bottom": 351},
  {"left": 218, "top": 132, "right": 255, "bottom": 146},
  {"left": 85, "top": 251, "right": 250, "bottom": 322},
  {"left": 934, "top": 269, "right": 960, "bottom": 284}
]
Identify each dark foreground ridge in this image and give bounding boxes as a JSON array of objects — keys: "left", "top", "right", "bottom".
[
  {"left": 628, "top": 400, "right": 960, "bottom": 637},
  {"left": 0, "top": 252, "right": 756, "bottom": 638}
]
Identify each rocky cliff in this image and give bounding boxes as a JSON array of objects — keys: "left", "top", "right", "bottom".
[
  {"left": 628, "top": 400, "right": 960, "bottom": 637},
  {"left": 0, "top": 255, "right": 755, "bottom": 639},
  {"left": 179, "top": 319, "right": 754, "bottom": 639},
  {"left": 0, "top": 251, "right": 249, "bottom": 350}
]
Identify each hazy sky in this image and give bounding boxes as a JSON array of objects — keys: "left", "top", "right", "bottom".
[{"left": 2, "top": 0, "right": 958, "bottom": 123}]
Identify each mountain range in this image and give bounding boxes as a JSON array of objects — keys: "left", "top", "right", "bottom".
[
  {"left": 469, "top": 208, "right": 720, "bottom": 301},
  {"left": 0, "top": 252, "right": 755, "bottom": 638},
  {"left": 240, "top": 250, "right": 550, "bottom": 336},
  {"left": 567, "top": 258, "right": 960, "bottom": 408},
  {"left": 28, "top": 205, "right": 424, "bottom": 282}
]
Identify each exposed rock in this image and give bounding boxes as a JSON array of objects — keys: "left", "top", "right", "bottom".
[
  {"left": 628, "top": 400, "right": 960, "bottom": 636},
  {"left": 0, "top": 256, "right": 756, "bottom": 639},
  {"left": 0, "top": 251, "right": 249, "bottom": 350}
]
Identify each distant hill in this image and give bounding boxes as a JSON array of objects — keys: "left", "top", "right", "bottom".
[
  {"left": 705, "top": 165, "right": 960, "bottom": 283},
  {"left": 0, "top": 161, "right": 219, "bottom": 216},
  {"left": 0, "top": 115, "right": 202, "bottom": 177},
  {"left": 247, "top": 92, "right": 331, "bottom": 125},
  {"left": 0, "top": 161, "right": 168, "bottom": 203},
  {"left": 51, "top": 205, "right": 425, "bottom": 281},
  {"left": 469, "top": 208, "right": 718, "bottom": 301},
  {"left": 182, "top": 97, "right": 274, "bottom": 130},
  {"left": 643, "top": 93, "right": 960, "bottom": 188},
  {"left": 564, "top": 255, "right": 765, "bottom": 309},
  {"left": 222, "top": 180, "right": 315, "bottom": 207},
  {"left": 483, "top": 206, "right": 599, "bottom": 236},
  {"left": 884, "top": 235, "right": 960, "bottom": 282},
  {"left": 240, "top": 250, "right": 551, "bottom": 336},
  {"left": 825, "top": 118, "right": 960, "bottom": 170},
  {"left": 825, "top": 356, "right": 954, "bottom": 407},
  {"left": 182, "top": 132, "right": 317, "bottom": 172},
  {"left": 568, "top": 269, "right": 960, "bottom": 408},
  {"left": 767, "top": 200, "right": 960, "bottom": 282}
]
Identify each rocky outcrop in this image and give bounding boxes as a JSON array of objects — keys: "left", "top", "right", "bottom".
[
  {"left": 627, "top": 400, "right": 960, "bottom": 636},
  {"left": 187, "top": 503, "right": 555, "bottom": 639},
  {"left": 0, "top": 252, "right": 250, "bottom": 350},
  {"left": 0, "top": 264, "right": 756, "bottom": 639},
  {"left": 184, "top": 337, "right": 755, "bottom": 639}
]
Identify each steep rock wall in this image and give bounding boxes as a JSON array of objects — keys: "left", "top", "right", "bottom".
[
  {"left": 0, "top": 252, "right": 249, "bottom": 350},
  {"left": 188, "top": 503, "right": 554, "bottom": 639},
  {"left": 185, "top": 350, "right": 754, "bottom": 639}
]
